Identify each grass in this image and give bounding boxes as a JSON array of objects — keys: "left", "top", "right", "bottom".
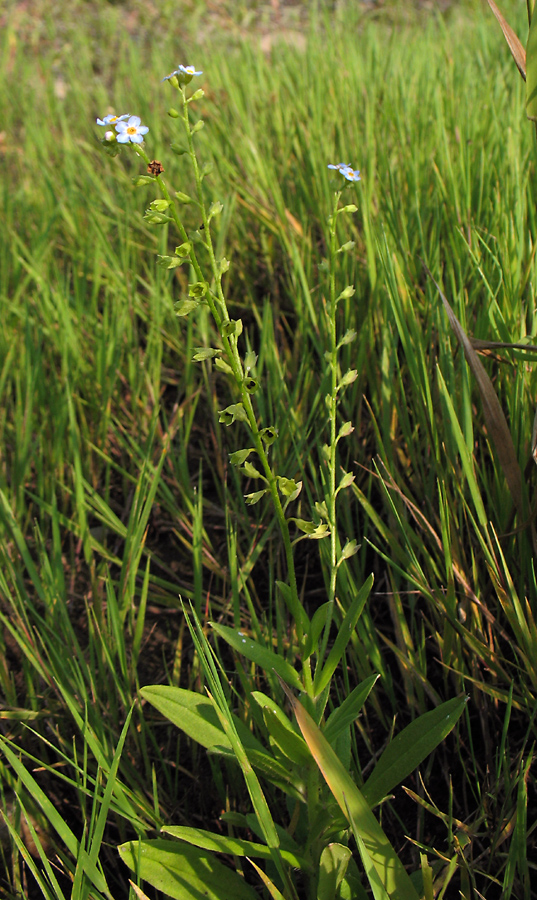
[{"left": 0, "top": 0, "right": 536, "bottom": 897}]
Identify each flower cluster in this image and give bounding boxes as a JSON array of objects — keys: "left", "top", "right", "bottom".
[
  {"left": 96, "top": 114, "right": 149, "bottom": 144},
  {"left": 161, "top": 64, "right": 203, "bottom": 83},
  {"left": 328, "top": 163, "right": 361, "bottom": 183}
]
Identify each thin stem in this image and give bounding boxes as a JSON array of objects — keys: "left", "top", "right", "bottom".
[{"left": 317, "top": 191, "right": 341, "bottom": 669}]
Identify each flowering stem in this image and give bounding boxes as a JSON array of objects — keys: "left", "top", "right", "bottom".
[
  {"left": 141, "top": 93, "right": 312, "bottom": 690},
  {"left": 317, "top": 192, "right": 341, "bottom": 668}
]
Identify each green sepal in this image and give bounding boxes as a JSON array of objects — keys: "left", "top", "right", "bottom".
[
  {"left": 170, "top": 143, "right": 188, "bottom": 155},
  {"left": 192, "top": 348, "right": 221, "bottom": 361},
  {"left": 175, "top": 299, "right": 200, "bottom": 317},
  {"left": 260, "top": 426, "right": 278, "bottom": 445},
  {"left": 175, "top": 241, "right": 192, "bottom": 257},
  {"left": 168, "top": 107, "right": 180, "bottom": 118},
  {"left": 149, "top": 198, "right": 171, "bottom": 211},
  {"left": 338, "top": 369, "right": 358, "bottom": 390},
  {"left": 337, "top": 285, "right": 355, "bottom": 301},
  {"left": 337, "top": 421, "right": 355, "bottom": 439},
  {"left": 337, "top": 329, "right": 357, "bottom": 348},
  {"left": 157, "top": 255, "right": 188, "bottom": 269},
  {"left": 244, "top": 376, "right": 258, "bottom": 393},
  {"left": 277, "top": 476, "right": 301, "bottom": 498},
  {"left": 217, "top": 257, "right": 230, "bottom": 276},
  {"left": 336, "top": 471, "right": 355, "bottom": 493},
  {"left": 175, "top": 189, "right": 192, "bottom": 202},
  {"left": 338, "top": 539, "right": 359, "bottom": 562},
  {"left": 218, "top": 403, "right": 248, "bottom": 425},
  {"left": 229, "top": 449, "right": 255, "bottom": 466},
  {"left": 240, "top": 461, "right": 265, "bottom": 479},
  {"left": 144, "top": 211, "right": 173, "bottom": 224},
  {"left": 189, "top": 281, "right": 209, "bottom": 298},
  {"left": 189, "top": 88, "right": 205, "bottom": 101},
  {"left": 337, "top": 241, "right": 356, "bottom": 254},
  {"left": 132, "top": 174, "right": 156, "bottom": 186},
  {"left": 208, "top": 200, "right": 224, "bottom": 219},
  {"left": 222, "top": 319, "right": 243, "bottom": 338},
  {"left": 244, "top": 489, "right": 268, "bottom": 505},
  {"left": 244, "top": 350, "right": 258, "bottom": 370},
  {"left": 214, "top": 357, "right": 233, "bottom": 375},
  {"left": 191, "top": 119, "right": 205, "bottom": 134}
]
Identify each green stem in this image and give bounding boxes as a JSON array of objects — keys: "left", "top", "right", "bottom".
[
  {"left": 145, "top": 91, "right": 312, "bottom": 688},
  {"left": 317, "top": 192, "right": 341, "bottom": 669}
]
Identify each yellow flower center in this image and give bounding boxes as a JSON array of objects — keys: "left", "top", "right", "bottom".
[{"left": 127, "top": 126, "right": 137, "bottom": 134}]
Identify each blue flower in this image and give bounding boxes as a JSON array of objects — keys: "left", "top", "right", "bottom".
[
  {"left": 328, "top": 163, "right": 361, "bottom": 182},
  {"left": 115, "top": 115, "right": 149, "bottom": 144},
  {"left": 96, "top": 114, "right": 130, "bottom": 126},
  {"left": 161, "top": 64, "right": 203, "bottom": 83}
]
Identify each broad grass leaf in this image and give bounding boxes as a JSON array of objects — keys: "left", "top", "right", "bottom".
[
  {"left": 313, "top": 575, "right": 373, "bottom": 696},
  {"left": 528, "top": 3, "right": 537, "bottom": 119},
  {"left": 252, "top": 691, "right": 312, "bottom": 765},
  {"left": 361, "top": 696, "right": 468, "bottom": 809},
  {"left": 429, "top": 268, "right": 525, "bottom": 520},
  {"left": 486, "top": 0, "right": 526, "bottom": 81},
  {"left": 162, "top": 826, "right": 308, "bottom": 870},
  {"left": 118, "top": 839, "right": 259, "bottom": 900},
  {"left": 140, "top": 685, "right": 264, "bottom": 754},
  {"left": 280, "top": 684, "right": 419, "bottom": 900},
  {"left": 247, "top": 859, "right": 286, "bottom": 900},
  {"left": 323, "top": 675, "right": 379, "bottom": 746},
  {"left": 317, "top": 843, "right": 352, "bottom": 900},
  {"left": 211, "top": 623, "right": 304, "bottom": 691}
]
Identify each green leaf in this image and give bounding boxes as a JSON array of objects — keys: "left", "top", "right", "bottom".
[
  {"left": 280, "top": 684, "right": 420, "bottom": 900},
  {"left": 303, "top": 602, "right": 330, "bottom": 661},
  {"left": 317, "top": 843, "right": 352, "bottom": 900},
  {"left": 361, "top": 695, "right": 468, "bottom": 809},
  {"left": 140, "top": 685, "right": 265, "bottom": 755},
  {"left": 118, "top": 839, "right": 259, "bottom": 900},
  {"left": 252, "top": 691, "right": 311, "bottom": 766},
  {"left": 485, "top": 0, "right": 526, "bottom": 82},
  {"left": 162, "top": 826, "right": 308, "bottom": 870},
  {"left": 313, "top": 575, "right": 373, "bottom": 696},
  {"left": 211, "top": 624, "right": 304, "bottom": 692},
  {"left": 323, "top": 675, "right": 379, "bottom": 746}
]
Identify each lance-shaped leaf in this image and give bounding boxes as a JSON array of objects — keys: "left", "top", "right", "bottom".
[
  {"left": 161, "top": 826, "right": 309, "bottom": 870},
  {"left": 427, "top": 267, "right": 525, "bottom": 521},
  {"left": 119, "top": 839, "right": 259, "bottom": 900},
  {"left": 528, "top": 2, "right": 537, "bottom": 119},
  {"left": 279, "top": 682, "right": 419, "bottom": 900},
  {"left": 212, "top": 623, "right": 304, "bottom": 691},
  {"left": 486, "top": 0, "right": 526, "bottom": 81},
  {"left": 361, "top": 696, "right": 468, "bottom": 809}
]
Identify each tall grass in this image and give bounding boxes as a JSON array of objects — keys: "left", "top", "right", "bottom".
[{"left": 0, "top": 0, "right": 535, "bottom": 897}]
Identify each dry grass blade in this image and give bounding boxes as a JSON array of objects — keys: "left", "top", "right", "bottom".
[
  {"left": 424, "top": 266, "right": 525, "bottom": 521},
  {"left": 486, "top": 0, "right": 526, "bottom": 81}
]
